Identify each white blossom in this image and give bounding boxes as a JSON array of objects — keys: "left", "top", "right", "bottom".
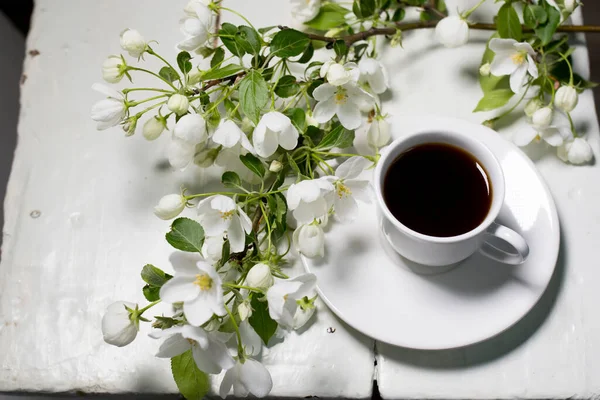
[
  {"left": 143, "top": 117, "right": 165, "bottom": 141},
  {"left": 215, "top": 143, "right": 261, "bottom": 184},
  {"left": 513, "top": 120, "right": 571, "bottom": 147},
  {"left": 531, "top": 107, "right": 553, "bottom": 129},
  {"left": 212, "top": 119, "right": 254, "bottom": 153},
  {"left": 245, "top": 263, "right": 274, "bottom": 289},
  {"left": 179, "top": 2, "right": 213, "bottom": 52},
  {"left": 367, "top": 117, "right": 391, "bottom": 149},
  {"left": 269, "top": 160, "right": 283, "bottom": 173},
  {"left": 564, "top": 0, "right": 578, "bottom": 12},
  {"left": 266, "top": 273, "right": 317, "bottom": 329},
  {"left": 102, "top": 55, "right": 125, "bottom": 83},
  {"left": 293, "top": 223, "right": 325, "bottom": 258},
  {"left": 320, "top": 61, "right": 360, "bottom": 87},
  {"left": 312, "top": 82, "right": 374, "bottom": 130},
  {"left": 168, "top": 114, "right": 208, "bottom": 169},
  {"left": 197, "top": 195, "right": 252, "bottom": 253},
  {"left": 324, "top": 156, "right": 371, "bottom": 222},
  {"left": 238, "top": 300, "right": 252, "bottom": 321},
  {"left": 239, "top": 320, "right": 262, "bottom": 356},
  {"left": 252, "top": 112, "right": 299, "bottom": 158},
  {"left": 168, "top": 137, "right": 199, "bottom": 169},
  {"left": 91, "top": 83, "right": 126, "bottom": 130},
  {"left": 202, "top": 235, "right": 226, "bottom": 263},
  {"left": 159, "top": 252, "right": 226, "bottom": 326},
  {"left": 120, "top": 29, "right": 147, "bottom": 58},
  {"left": 153, "top": 325, "right": 234, "bottom": 374},
  {"left": 168, "top": 94, "right": 190, "bottom": 116},
  {"left": 219, "top": 358, "right": 273, "bottom": 398},
  {"left": 558, "top": 137, "right": 594, "bottom": 164},
  {"left": 287, "top": 178, "right": 334, "bottom": 225},
  {"left": 555, "top": 86, "right": 579, "bottom": 113},
  {"left": 435, "top": 16, "right": 469, "bottom": 48},
  {"left": 358, "top": 58, "right": 388, "bottom": 94},
  {"left": 154, "top": 194, "right": 186, "bottom": 220},
  {"left": 290, "top": 0, "right": 321, "bottom": 22},
  {"left": 489, "top": 38, "right": 539, "bottom": 93},
  {"left": 101, "top": 301, "right": 138, "bottom": 347}
]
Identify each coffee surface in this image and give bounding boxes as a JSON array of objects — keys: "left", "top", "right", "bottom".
[{"left": 383, "top": 143, "right": 492, "bottom": 237}]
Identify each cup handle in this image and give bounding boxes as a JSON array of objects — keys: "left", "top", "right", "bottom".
[{"left": 479, "top": 222, "right": 529, "bottom": 265}]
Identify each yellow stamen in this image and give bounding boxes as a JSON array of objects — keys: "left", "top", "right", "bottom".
[
  {"left": 283, "top": 294, "right": 289, "bottom": 301},
  {"left": 187, "top": 338, "right": 196, "bottom": 345},
  {"left": 336, "top": 182, "right": 352, "bottom": 199},
  {"left": 194, "top": 273, "right": 213, "bottom": 291},
  {"left": 334, "top": 90, "right": 347, "bottom": 105},
  {"left": 511, "top": 52, "right": 525, "bottom": 65},
  {"left": 219, "top": 210, "right": 234, "bottom": 220}
]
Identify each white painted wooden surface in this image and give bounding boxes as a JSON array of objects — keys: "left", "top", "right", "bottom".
[
  {"left": 2, "top": 0, "right": 600, "bottom": 398},
  {"left": 0, "top": 0, "right": 375, "bottom": 397}
]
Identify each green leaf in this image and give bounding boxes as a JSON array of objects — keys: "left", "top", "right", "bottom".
[
  {"left": 219, "top": 239, "right": 231, "bottom": 267},
  {"left": 210, "top": 47, "right": 225, "bottom": 69},
  {"left": 434, "top": 0, "right": 447, "bottom": 14},
  {"left": 307, "top": 79, "right": 324, "bottom": 98},
  {"left": 497, "top": 3, "right": 522, "bottom": 41},
  {"left": 318, "top": 124, "right": 355, "bottom": 150},
  {"left": 238, "top": 70, "right": 269, "bottom": 124},
  {"left": 197, "top": 46, "right": 216, "bottom": 58},
  {"left": 236, "top": 26, "right": 262, "bottom": 55},
  {"left": 275, "top": 75, "right": 300, "bottom": 98},
  {"left": 392, "top": 8, "right": 406, "bottom": 22},
  {"left": 141, "top": 264, "right": 172, "bottom": 288},
  {"left": 270, "top": 29, "right": 310, "bottom": 58},
  {"left": 305, "top": 3, "right": 350, "bottom": 30},
  {"left": 333, "top": 40, "right": 348, "bottom": 58},
  {"left": 201, "top": 64, "right": 244, "bottom": 81},
  {"left": 297, "top": 43, "right": 314, "bottom": 64},
  {"left": 305, "top": 125, "right": 324, "bottom": 145},
  {"left": 219, "top": 23, "right": 245, "bottom": 57},
  {"left": 239, "top": 153, "right": 266, "bottom": 178},
  {"left": 287, "top": 153, "right": 302, "bottom": 176},
  {"left": 222, "top": 171, "right": 242, "bottom": 188},
  {"left": 473, "top": 89, "right": 514, "bottom": 112},
  {"left": 248, "top": 295, "right": 278, "bottom": 345},
  {"left": 258, "top": 26, "right": 276, "bottom": 34},
  {"left": 159, "top": 66, "right": 180, "bottom": 82},
  {"left": 171, "top": 350, "right": 210, "bottom": 400},
  {"left": 143, "top": 285, "right": 160, "bottom": 301},
  {"left": 165, "top": 218, "right": 205, "bottom": 253},
  {"left": 357, "top": 0, "right": 376, "bottom": 17},
  {"left": 285, "top": 108, "right": 306, "bottom": 133},
  {"left": 177, "top": 51, "right": 193, "bottom": 74},
  {"left": 274, "top": 193, "right": 287, "bottom": 225},
  {"left": 535, "top": 5, "right": 560, "bottom": 45}
]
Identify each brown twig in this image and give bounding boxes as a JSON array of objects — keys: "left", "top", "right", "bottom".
[{"left": 280, "top": 22, "right": 600, "bottom": 47}]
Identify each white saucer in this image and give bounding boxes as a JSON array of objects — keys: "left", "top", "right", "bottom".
[{"left": 302, "top": 116, "right": 560, "bottom": 350}]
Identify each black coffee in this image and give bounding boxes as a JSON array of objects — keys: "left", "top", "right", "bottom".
[{"left": 383, "top": 143, "right": 492, "bottom": 237}]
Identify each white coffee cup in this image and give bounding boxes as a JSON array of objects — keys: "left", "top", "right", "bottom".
[{"left": 374, "top": 130, "right": 529, "bottom": 267}]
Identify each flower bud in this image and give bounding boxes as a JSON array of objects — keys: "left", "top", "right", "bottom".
[
  {"left": 479, "top": 63, "right": 491, "bottom": 77},
  {"left": 390, "top": 31, "right": 402, "bottom": 47},
  {"left": 101, "top": 301, "right": 138, "bottom": 347},
  {"left": 524, "top": 98, "right": 544, "bottom": 118},
  {"left": 554, "top": 86, "right": 578, "bottom": 113},
  {"left": 194, "top": 147, "right": 218, "bottom": 167},
  {"left": 168, "top": 94, "right": 190, "bottom": 116},
  {"left": 238, "top": 301, "right": 252, "bottom": 321},
  {"left": 120, "top": 29, "right": 147, "bottom": 58},
  {"left": 241, "top": 117, "right": 254, "bottom": 134},
  {"left": 367, "top": 117, "right": 391, "bottom": 149},
  {"left": 564, "top": 0, "right": 577, "bottom": 12},
  {"left": 269, "top": 160, "right": 283, "bottom": 173},
  {"left": 245, "top": 263, "right": 274, "bottom": 289},
  {"left": 122, "top": 117, "right": 138, "bottom": 137},
  {"left": 293, "top": 224, "right": 325, "bottom": 258},
  {"left": 326, "top": 63, "right": 353, "bottom": 86},
  {"left": 188, "top": 68, "right": 203, "bottom": 85},
  {"left": 143, "top": 117, "right": 165, "bottom": 141},
  {"left": 154, "top": 194, "right": 186, "bottom": 220},
  {"left": 435, "top": 16, "right": 469, "bottom": 48},
  {"left": 102, "top": 55, "right": 126, "bottom": 83},
  {"left": 558, "top": 137, "right": 593, "bottom": 165},
  {"left": 306, "top": 113, "right": 319, "bottom": 127},
  {"left": 531, "top": 107, "right": 553, "bottom": 129},
  {"left": 325, "top": 27, "right": 345, "bottom": 38}
]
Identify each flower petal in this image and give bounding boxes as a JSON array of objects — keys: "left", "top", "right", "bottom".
[
  {"left": 526, "top": 54, "right": 539, "bottom": 79},
  {"left": 278, "top": 124, "right": 299, "bottom": 150},
  {"left": 210, "top": 195, "right": 236, "bottom": 213},
  {"left": 160, "top": 276, "right": 200, "bottom": 303},
  {"left": 181, "top": 325, "right": 210, "bottom": 348},
  {"left": 238, "top": 208, "right": 253, "bottom": 233},
  {"left": 490, "top": 53, "right": 519, "bottom": 77},
  {"left": 509, "top": 64, "right": 528, "bottom": 93},
  {"left": 335, "top": 156, "right": 371, "bottom": 180},
  {"left": 183, "top": 295, "right": 215, "bottom": 326},
  {"left": 346, "top": 180, "right": 371, "bottom": 203},
  {"left": 239, "top": 359, "right": 273, "bottom": 398},
  {"left": 156, "top": 334, "right": 190, "bottom": 358},
  {"left": 169, "top": 252, "right": 203, "bottom": 276},
  {"left": 219, "top": 368, "right": 235, "bottom": 398},
  {"left": 239, "top": 320, "right": 262, "bottom": 356},
  {"left": 168, "top": 137, "right": 195, "bottom": 169},
  {"left": 212, "top": 120, "right": 242, "bottom": 148},
  {"left": 334, "top": 194, "right": 358, "bottom": 222},
  {"left": 191, "top": 345, "right": 222, "bottom": 374},
  {"left": 312, "top": 83, "right": 336, "bottom": 101},
  {"left": 205, "top": 335, "right": 235, "bottom": 370},
  {"left": 489, "top": 38, "right": 517, "bottom": 53},
  {"left": 541, "top": 127, "right": 568, "bottom": 147},
  {"left": 227, "top": 214, "right": 246, "bottom": 253},
  {"left": 514, "top": 42, "right": 536, "bottom": 57},
  {"left": 313, "top": 98, "right": 337, "bottom": 123},
  {"left": 253, "top": 123, "right": 279, "bottom": 158},
  {"left": 336, "top": 102, "right": 362, "bottom": 130},
  {"left": 512, "top": 128, "right": 539, "bottom": 147}
]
